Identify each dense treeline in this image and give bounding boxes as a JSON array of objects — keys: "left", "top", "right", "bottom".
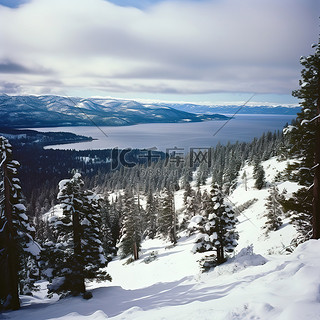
[
  {"left": 5, "top": 129, "right": 284, "bottom": 227},
  {"left": 86, "top": 130, "right": 284, "bottom": 195}
]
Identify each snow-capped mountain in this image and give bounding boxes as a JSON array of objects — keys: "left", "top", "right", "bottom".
[
  {"left": 163, "top": 102, "right": 301, "bottom": 115},
  {"left": 0, "top": 94, "right": 229, "bottom": 128}
]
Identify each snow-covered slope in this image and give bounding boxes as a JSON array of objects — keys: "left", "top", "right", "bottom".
[
  {"left": 4, "top": 238, "right": 320, "bottom": 320},
  {"left": 229, "top": 157, "right": 299, "bottom": 255},
  {"left": 4, "top": 157, "right": 318, "bottom": 320}
]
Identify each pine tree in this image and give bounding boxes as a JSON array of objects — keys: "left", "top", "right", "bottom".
[
  {"left": 144, "top": 191, "right": 158, "bottom": 239},
  {"left": 263, "top": 184, "right": 283, "bottom": 233},
  {"left": 181, "top": 184, "right": 201, "bottom": 230},
  {"left": 284, "top": 39, "right": 320, "bottom": 240},
  {"left": 206, "top": 184, "right": 239, "bottom": 264},
  {"left": 109, "top": 195, "right": 122, "bottom": 245},
  {"left": 118, "top": 189, "right": 142, "bottom": 260},
  {"left": 187, "top": 190, "right": 208, "bottom": 236},
  {"left": 188, "top": 214, "right": 209, "bottom": 252},
  {"left": 183, "top": 181, "right": 193, "bottom": 205},
  {"left": 81, "top": 190, "right": 111, "bottom": 282},
  {"left": 100, "top": 196, "right": 117, "bottom": 260},
  {"left": 254, "top": 162, "right": 266, "bottom": 190},
  {"left": 223, "top": 154, "right": 241, "bottom": 194},
  {"left": 0, "top": 137, "right": 40, "bottom": 310},
  {"left": 42, "top": 172, "right": 110, "bottom": 297},
  {"left": 190, "top": 184, "right": 238, "bottom": 265},
  {"left": 158, "top": 188, "right": 177, "bottom": 244},
  {"left": 282, "top": 188, "right": 313, "bottom": 244}
]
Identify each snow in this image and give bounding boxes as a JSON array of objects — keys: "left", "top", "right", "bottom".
[
  {"left": 283, "top": 125, "right": 295, "bottom": 134},
  {"left": 4, "top": 157, "right": 319, "bottom": 320},
  {"left": 14, "top": 203, "right": 26, "bottom": 212},
  {"left": 81, "top": 218, "right": 91, "bottom": 226},
  {"left": 24, "top": 241, "right": 41, "bottom": 256},
  {"left": 18, "top": 213, "right": 28, "bottom": 221},
  {"left": 5, "top": 238, "right": 320, "bottom": 320},
  {"left": 43, "top": 204, "right": 64, "bottom": 220},
  {"left": 58, "top": 179, "right": 70, "bottom": 191}
]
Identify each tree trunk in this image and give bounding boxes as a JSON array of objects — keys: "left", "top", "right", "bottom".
[
  {"left": 171, "top": 195, "right": 177, "bottom": 244},
  {"left": 3, "top": 162, "right": 20, "bottom": 310},
  {"left": 216, "top": 246, "right": 224, "bottom": 265},
  {"left": 312, "top": 64, "right": 320, "bottom": 239},
  {"left": 72, "top": 209, "right": 85, "bottom": 294},
  {"left": 133, "top": 242, "right": 139, "bottom": 260}
]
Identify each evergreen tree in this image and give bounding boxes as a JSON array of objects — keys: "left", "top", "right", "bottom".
[
  {"left": 181, "top": 184, "right": 201, "bottom": 230},
  {"left": 118, "top": 189, "right": 142, "bottom": 260},
  {"left": 284, "top": 39, "right": 320, "bottom": 240},
  {"left": 282, "top": 188, "right": 313, "bottom": 244},
  {"left": 158, "top": 188, "right": 177, "bottom": 244},
  {"left": 190, "top": 184, "right": 238, "bottom": 265},
  {"left": 81, "top": 190, "right": 111, "bottom": 282},
  {"left": 100, "top": 196, "right": 117, "bottom": 260},
  {"left": 183, "top": 181, "right": 193, "bottom": 205},
  {"left": 42, "top": 172, "right": 110, "bottom": 297},
  {"left": 0, "top": 137, "right": 40, "bottom": 310},
  {"left": 144, "top": 191, "right": 158, "bottom": 239},
  {"left": 223, "top": 153, "right": 241, "bottom": 194},
  {"left": 254, "top": 162, "right": 266, "bottom": 190},
  {"left": 109, "top": 195, "right": 122, "bottom": 244},
  {"left": 263, "top": 184, "right": 283, "bottom": 233}
]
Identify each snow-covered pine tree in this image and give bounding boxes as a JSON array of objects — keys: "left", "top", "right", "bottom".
[
  {"left": 42, "top": 172, "right": 110, "bottom": 297},
  {"left": 223, "top": 152, "right": 241, "bottom": 194},
  {"left": 109, "top": 195, "right": 122, "bottom": 245},
  {"left": 118, "top": 189, "right": 142, "bottom": 260},
  {"left": 254, "top": 162, "right": 266, "bottom": 190},
  {"left": 283, "top": 188, "right": 313, "bottom": 244},
  {"left": 183, "top": 181, "right": 193, "bottom": 205},
  {"left": 263, "top": 184, "right": 283, "bottom": 233},
  {"left": 80, "top": 190, "right": 111, "bottom": 283},
  {"left": 284, "top": 39, "right": 320, "bottom": 240},
  {"left": 190, "top": 184, "right": 238, "bottom": 265},
  {"left": 100, "top": 196, "right": 117, "bottom": 260},
  {"left": 188, "top": 214, "right": 209, "bottom": 252},
  {"left": 206, "top": 184, "right": 239, "bottom": 264},
  {"left": 158, "top": 188, "right": 177, "bottom": 244},
  {"left": 181, "top": 184, "right": 201, "bottom": 230},
  {"left": 0, "top": 136, "right": 40, "bottom": 310},
  {"left": 56, "top": 172, "right": 85, "bottom": 295},
  {"left": 144, "top": 191, "right": 158, "bottom": 239}
]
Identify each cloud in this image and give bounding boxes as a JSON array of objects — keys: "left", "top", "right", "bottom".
[
  {"left": 0, "top": 0, "right": 318, "bottom": 98},
  {"left": 0, "top": 60, "right": 53, "bottom": 75},
  {"left": 0, "top": 81, "right": 22, "bottom": 94}
]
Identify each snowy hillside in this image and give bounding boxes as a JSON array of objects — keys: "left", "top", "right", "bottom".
[{"left": 4, "top": 157, "right": 318, "bottom": 320}]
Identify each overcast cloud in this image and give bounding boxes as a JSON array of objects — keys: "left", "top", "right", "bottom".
[{"left": 0, "top": 0, "right": 318, "bottom": 102}]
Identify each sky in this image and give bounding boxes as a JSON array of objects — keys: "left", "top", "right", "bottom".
[{"left": 0, "top": 0, "right": 319, "bottom": 105}]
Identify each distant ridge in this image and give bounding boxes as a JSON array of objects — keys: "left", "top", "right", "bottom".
[
  {"left": 161, "top": 102, "right": 300, "bottom": 115},
  {"left": 0, "top": 94, "right": 229, "bottom": 128}
]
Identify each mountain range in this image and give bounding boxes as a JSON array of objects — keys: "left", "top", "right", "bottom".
[
  {"left": 160, "top": 102, "right": 300, "bottom": 115},
  {"left": 0, "top": 94, "right": 230, "bottom": 128}
]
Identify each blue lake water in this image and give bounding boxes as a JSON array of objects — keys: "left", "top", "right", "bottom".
[{"left": 36, "top": 114, "right": 296, "bottom": 152}]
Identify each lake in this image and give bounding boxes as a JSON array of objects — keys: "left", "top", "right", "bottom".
[{"left": 36, "top": 114, "right": 296, "bottom": 152}]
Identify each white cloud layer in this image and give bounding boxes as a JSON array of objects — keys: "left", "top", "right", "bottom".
[{"left": 0, "top": 0, "right": 318, "bottom": 99}]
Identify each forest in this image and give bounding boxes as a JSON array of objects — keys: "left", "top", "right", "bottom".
[{"left": 0, "top": 39, "right": 319, "bottom": 312}]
